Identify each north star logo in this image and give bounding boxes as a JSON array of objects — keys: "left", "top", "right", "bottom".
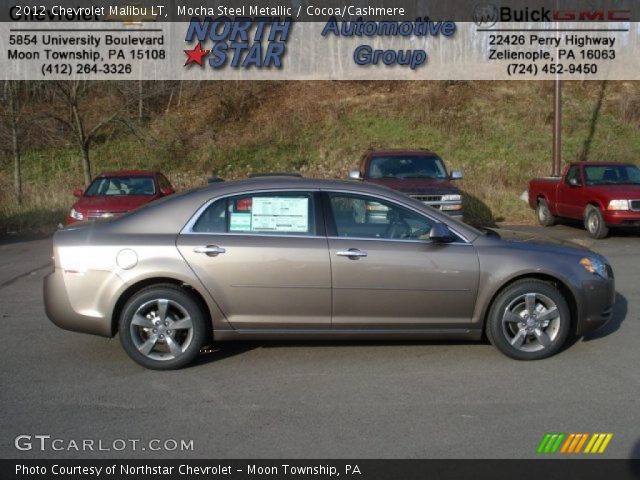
[
  {"left": 184, "top": 42, "right": 209, "bottom": 66},
  {"left": 183, "top": 17, "right": 292, "bottom": 69}
]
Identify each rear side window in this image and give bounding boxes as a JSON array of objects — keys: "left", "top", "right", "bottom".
[{"left": 193, "top": 192, "right": 315, "bottom": 236}]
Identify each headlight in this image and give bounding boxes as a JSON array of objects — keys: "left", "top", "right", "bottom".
[
  {"left": 607, "top": 199, "right": 629, "bottom": 210},
  {"left": 580, "top": 257, "right": 609, "bottom": 279},
  {"left": 70, "top": 208, "right": 84, "bottom": 221},
  {"left": 441, "top": 194, "right": 462, "bottom": 202}
]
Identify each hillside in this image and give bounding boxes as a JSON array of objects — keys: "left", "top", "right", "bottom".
[{"left": 1, "top": 80, "right": 640, "bottom": 232}]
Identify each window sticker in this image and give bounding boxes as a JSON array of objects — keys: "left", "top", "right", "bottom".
[
  {"left": 251, "top": 197, "right": 309, "bottom": 233},
  {"left": 229, "top": 212, "right": 251, "bottom": 232}
]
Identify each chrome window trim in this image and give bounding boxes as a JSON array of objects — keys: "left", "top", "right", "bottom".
[{"left": 181, "top": 187, "right": 472, "bottom": 244}]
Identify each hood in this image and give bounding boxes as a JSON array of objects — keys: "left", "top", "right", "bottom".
[
  {"left": 590, "top": 184, "right": 640, "bottom": 198},
  {"left": 367, "top": 178, "right": 460, "bottom": 194},
  {"left": 492, "top": 228, "right": 590, "bottom": 252},
  {"left": 73, "top": 195, "right": 154, "bottom": 212}
]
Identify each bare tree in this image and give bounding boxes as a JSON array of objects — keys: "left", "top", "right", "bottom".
[
  {"left": 1, "top": 81, "right": 24, "bottom": 205},
  {"left": 47, "top": 81, "right": 124, "bottom": 186}
]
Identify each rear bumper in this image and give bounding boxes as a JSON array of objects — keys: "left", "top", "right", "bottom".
[
  {"left": 602, "top": 210, "right": 640, "bottom": 226},
  {"left": 43, "top": 268, "right": 114, "bottom": 337},
  {"left": 575, "top": 276, "right": 616, "bottom": 336}
]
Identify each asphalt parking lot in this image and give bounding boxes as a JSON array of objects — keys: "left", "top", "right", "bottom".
[{"left": 0, "top": 224, "right": 638, "bottom": 459}]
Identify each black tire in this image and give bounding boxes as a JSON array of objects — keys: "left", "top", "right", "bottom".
[
  {"left": 486, "top": 279, "right": 570, "bottom": 360},
  {"left": 584, "top": 205, "right": 609, "bottom": 239},
  {"left": 536, "top": 199, "right": 556, "bottom": 227},
  {"left": 119, "top": 284, "right": 209, "bottom": 370}
]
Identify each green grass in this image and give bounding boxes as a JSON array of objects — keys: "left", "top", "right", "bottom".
[{"left": 2, "top": 81, "right": 640, "bottom": 233}]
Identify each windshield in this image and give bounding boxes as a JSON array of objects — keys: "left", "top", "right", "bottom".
[
  {"left": 584, "top": 165, "right": 640, "bottom": 185},
  {"left": 85, "top": 176, "right": 156, "bottom": 196},
  {"left": 367, "top": 155, "right": 448, "bottom": 180}
]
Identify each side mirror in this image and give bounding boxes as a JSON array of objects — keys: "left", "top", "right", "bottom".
[
  {"left": 568, "top": 177, "right": 581, "bottom": 187},
  {"left": 450, "top": 170, "right": 463, "bottom": 180},
  {"left": 429, "top": 223, "right": 455, "bottom": 243},
  {"left": 349, "top": 170, "right": 363, "bottom": 180},
  {"left": 160, "top": 187, "right": 175, "bottom": 196},
  {"left": 73, "top": 188, "right": 84, "bottom": 198}
]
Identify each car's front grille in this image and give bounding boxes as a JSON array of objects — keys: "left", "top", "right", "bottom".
[
  {"left": 630, "top": 200, "right": 640, "bottom": 211},
  {"left": 410, "top": 195, "right": 443, "bottom": 203},
  {"left": 87, "top": 211, "right": 127, "bottom": 219}
]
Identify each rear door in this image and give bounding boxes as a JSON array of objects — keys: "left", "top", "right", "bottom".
[
  {"left": 323, "top": 191, "right": 480, "bottom": 329},
  {"left": 177, "top": 191, "right": 331, "bottom": 330}
]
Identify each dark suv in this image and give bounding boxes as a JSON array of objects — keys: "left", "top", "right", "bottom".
[{"left": 350, "top": 150, "right": 464, "bottom": 218}]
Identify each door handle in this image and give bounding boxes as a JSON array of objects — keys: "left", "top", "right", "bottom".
[
  {"left": 336, "top": 249, "right": 368, "bottom": 259},
  {"left": 193, "top": 245, "right": 226, "bottom": 256}
]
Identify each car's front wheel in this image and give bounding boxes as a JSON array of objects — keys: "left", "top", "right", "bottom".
[
  {"left": 486, "top": 280, "right": 570, "bottom": 360},
  {"left": 119, "top": 285, "right": 208, "bottom": 370},
  {"left": 584, "top": 205, "right": 609, "bottom": 239}
]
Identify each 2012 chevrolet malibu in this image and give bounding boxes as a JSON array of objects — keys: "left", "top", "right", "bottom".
[{"left": 44, "top": 177, "right": 615, "bottom": 369}]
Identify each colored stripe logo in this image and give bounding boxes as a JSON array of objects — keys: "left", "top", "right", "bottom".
[{"left": 537, "top": 433, "right": 613, "bottom": 454}]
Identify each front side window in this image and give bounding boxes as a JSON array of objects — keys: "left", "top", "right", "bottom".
[
  {"left": 193, "top": 192, "right": 315, "bottom": 236},
  {"left": 157, "top": 174, "right": 172, "bottom": 190},
  {"left": 328, "top": 193, "right": 435, "bottom": 240},
  {"left": 565, "top": 166, "right": 582, "bottom": 185}
]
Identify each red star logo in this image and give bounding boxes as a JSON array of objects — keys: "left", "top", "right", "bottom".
[{"left": 184, "top": 42, "right": 210, "bottom": 66}]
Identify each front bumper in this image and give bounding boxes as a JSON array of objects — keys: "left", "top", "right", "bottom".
[
  {"left": 43, "top": 268, "right": 115, "bottom": 337},
  {"left": 575, "top": 275, "right": 616, "bottom": 336},
  {"left": 602, "top": 210, "right": 640, "bottom": 226}
]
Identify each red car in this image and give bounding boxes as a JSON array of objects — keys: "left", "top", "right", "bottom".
[
  {"left": 66, "top": 170, "right": 175, "bottom": 225},
  {"left": 529, "top": 161, "right": 640, "bottom": 238}
]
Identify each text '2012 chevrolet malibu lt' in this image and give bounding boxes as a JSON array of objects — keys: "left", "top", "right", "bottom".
[{"left": 44, "top": 177, "right": 615, "bottom": 369}]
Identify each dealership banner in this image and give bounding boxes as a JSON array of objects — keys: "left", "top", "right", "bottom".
[{"left": 1, "top": 0, "right": 640, "bottom": 80}]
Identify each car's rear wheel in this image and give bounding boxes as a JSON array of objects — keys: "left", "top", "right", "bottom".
[
  {"left": 584, "top": 205, "right": 609, "bottom": 239},
  {"left": 486, "top": 280, "right": 570, "bottom": 360},
  {"left": 119, "top": 285, "right": 208, "bottom": 370},
  {"left": 536, "top": 198, "right": 556, "bottom": 226}
]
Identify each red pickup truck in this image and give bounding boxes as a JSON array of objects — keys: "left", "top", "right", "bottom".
[
  {"left": 529, "top": 161, "right": 640, "bottom": 238},
  {"left": 349, "top": 149, "right": 464, "bottom": 218}
]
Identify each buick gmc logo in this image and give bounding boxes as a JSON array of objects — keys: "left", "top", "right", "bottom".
[
  {"left": 473, "top": 4, "right": 631, "bottom": 24},
  {"left": 473, "top": 3, "right": 499, "bottom": 27}
]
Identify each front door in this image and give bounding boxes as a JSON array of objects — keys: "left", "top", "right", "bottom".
[
  {"left": 556, "top": 165, "right": 584, "bottom": 218},
  {"left": 324, "top": 192, "right": 480, "bottom": 329}
]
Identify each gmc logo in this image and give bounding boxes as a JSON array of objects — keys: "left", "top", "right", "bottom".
[{"left": 553, "top": 9, "right": 631, "bottom": 21}]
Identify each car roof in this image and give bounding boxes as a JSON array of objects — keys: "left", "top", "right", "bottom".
[
  {"left": 97, "top": 170, "right": 158, "bottom": 177},
  {"left": 107, "top": 176, "right": 478, "bottom": 242},
  {"left": 366, "top": 149, "right": 439, "bottom": 157}
]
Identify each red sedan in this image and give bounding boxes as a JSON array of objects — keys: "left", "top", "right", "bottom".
[{"left": 66, "top": 170, "right": 175, "bottom": 225}]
